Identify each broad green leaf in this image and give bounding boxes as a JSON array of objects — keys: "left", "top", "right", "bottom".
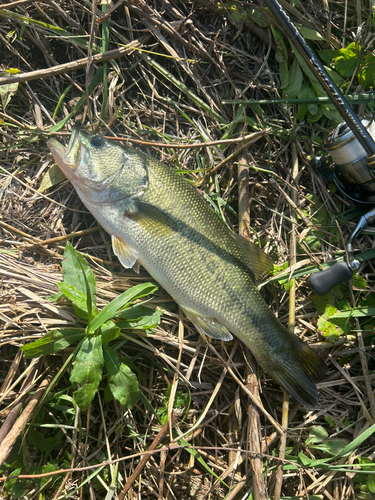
[
  {"left": 62, "top": 242, "right": 97, "bottom": 302},
  {"left": 21, "top": 328, "right": 86, "bottom": 357},
  {"left": 354, "top": 458, "right": 375, "bottom": 493},
  {"left": 3, "top": 468, "right": 22, "bottom": 495},
  {"left": 60, "top": 242, "right": 97, "bottom": 317},
  {"left": 352, "top": 273, "right": 367, "bottom": 289},
  {"left": 290, "top": 41, "right": 327, "bottom": 97},
  {"left": 322, "top": 104, "right": 342, "bottom": 124},
  {"left": 311, "top": 285, "right": 346, "bottom": 314},
  {"left": 331, "top": 305, "right": 375, "bottom": 319},
  {"left": 73, "top": 383, "right": 101, "bottom": 411},
  {"left": 58, "top": 282, "right": 90, "bottom": 320},
  {"left": 331, "top": 43, "right": 360, "bottom": 78},
  {"left": 307, "top": 102, "right": 318, "bottom": 115},
  {"left": 318, "top": 48, "right": 340, "bottom": 65},
  {"left": 245, "top": 7, "right": 270, "bottom": 27},
  {"left": 27, "top": 430, "right": 62, "bottom": 453},
  {"left": 331, "top": 298, "right": 375, "bottom": 320},
  {"left": 282, "top": 58, "right": 303, "bottom": 99},
  {"left": 357, "top": 457, "right": 375, "bottom": 470},
  {"left": 307, "top": 105, "right": 323, "bottom": 123},
  {"left": 298, "top": 26, "right": 325, "bottom": 41},
  {"left": 325, "top": 65, "right": 345, "bottom": 88},
  {"left": 295, "top": 102, "right": 307, "bottom": 121},
  {"left": 47, "top": 292, "right": 64, "bottom": 302},
  {"left": 103, "top": 346, "right": 139, "bottom": 408},
  {"left": 157, "top": 385, "right": 189, "bottom": 424},
  {"left": 317, "top": 304, "right": 346, "bottom": 339},
  {"left": 117, "top": 305, "right": 163, "bottom": 330},
  {"left": 368, "top": 474, "right": 375, "bottom": 493},
  {"left": 99, "top": 320, "right": 121, "bottom": 344},
  {"left": 306, "top": 425, "right": 329, "bottom": 445},
  {"left": 78, "top": 257, "right": 94, "bottom": 322},
  {"left": 294, "top": 81, "right": 311, "bottom": 121},
  {"left": 40, "top": 463, "right": 59, "bottom": 488},
  {"left": 70, "top": 335, "right": 104, "bottom": 410},
  {"left": 88, "top": 283, "right": 158, "bottom": 333}
]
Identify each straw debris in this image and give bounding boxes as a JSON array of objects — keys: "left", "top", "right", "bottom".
[{"left": 1, "top": 0, "right": 375, "bottom": 499}]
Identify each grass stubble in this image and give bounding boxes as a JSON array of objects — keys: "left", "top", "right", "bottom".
[{"left": 1, "top": 0, "right": 375, "bottom": 499}]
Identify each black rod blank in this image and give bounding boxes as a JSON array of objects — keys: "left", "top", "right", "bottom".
[{"left": 263, "top": 0, "right": 375, "bottom": 159}]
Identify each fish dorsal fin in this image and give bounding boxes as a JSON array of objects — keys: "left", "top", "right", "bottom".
[
  {"left": 233, "top": 234, "right": 273, "bottom": 280},
  {"left": 180, "top": 305, "right": 233, "bottom": 341},
  {"left": 112, "top": 235, "right": 139, "bottom": 272}
]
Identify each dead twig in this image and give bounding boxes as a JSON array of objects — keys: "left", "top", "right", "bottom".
[
  {"left": 196, "top": 129, "right": 270, "bottom": 186},
  {"left": 0, "top": 36, "right": 150, "bottom": 86},
  {"left": 108, "top": 132, "right": 269, "bottom": 149},
  {"left": 238, "top": 140, "right": 267, "bottom": 499},
  {"left": 0, "top": 374, "right": 52, "bottom": 467}
]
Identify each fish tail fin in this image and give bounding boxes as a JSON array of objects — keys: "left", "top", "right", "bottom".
[{"left": 266, "top": 330, "right": 327, "bottom": 406}]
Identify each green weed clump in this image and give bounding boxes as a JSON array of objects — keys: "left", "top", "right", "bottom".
[{"left": 21, "top": 242, "right": 162, "bottom": 411}]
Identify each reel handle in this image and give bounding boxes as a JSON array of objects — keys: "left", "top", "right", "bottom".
[{"left": 308, "top": 261, "right": 353, "bottom": 296}]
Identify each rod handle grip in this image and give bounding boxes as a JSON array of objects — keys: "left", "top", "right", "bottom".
[{"left": 309, "top": 261, "right": 353, "bottom": 296}]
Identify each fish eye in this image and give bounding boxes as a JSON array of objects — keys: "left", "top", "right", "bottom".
[{"left": 90, "top": 136, "right": 104, "bottom": 148}]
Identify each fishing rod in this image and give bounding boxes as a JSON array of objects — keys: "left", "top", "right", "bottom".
[{"left": 262, "top": 0, "right": 375, "bottom": 295}]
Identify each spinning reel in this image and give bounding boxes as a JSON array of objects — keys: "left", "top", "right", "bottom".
[
  {"left": 263, "top": 0, "right": 375, "bottom": 296},
  {"left": 309, "top": 119, "right": 375, "bottom": 296}
]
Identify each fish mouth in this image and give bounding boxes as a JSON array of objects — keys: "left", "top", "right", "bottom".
[{"left": 47, "top": 129, "right": 86, "bottom": 182}]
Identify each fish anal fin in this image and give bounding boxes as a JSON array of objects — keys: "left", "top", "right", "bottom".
[
  {"left": 180, "top": 305, "right": 233, "bottom": 341},
  {"left": 111, "top": 235, "right": 139, "bottom": 272},
  {"left": 234, "top": 234, "right": 273, "bottom": 280}
]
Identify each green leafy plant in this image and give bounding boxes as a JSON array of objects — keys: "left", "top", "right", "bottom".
[
  {"left": 0, "top": 392, "right": 74, "bottom": 499},
  {"left": 224, "top": 2, "right": 345, "bottom": 126},
  {"left": 354, "top": 457, "right": 375, "bottom": 499},
  {"left": 157, "top": 384, "right": 190, "bottom": 424},
  {"left": 319, "top": 42, "right": 375, "bottom": 91},
  {"left": 311, "top": 286, "right": 352, "bottom": 341},
  {"left": 21, "top": 242, "right": 162, "bottom": 410}
]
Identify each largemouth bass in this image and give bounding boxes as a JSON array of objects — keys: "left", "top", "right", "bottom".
[{"left": 48, "top": 130, "right": 327, "bottom": 405}]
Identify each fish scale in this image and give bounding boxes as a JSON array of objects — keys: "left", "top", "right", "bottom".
[{"left": 48, "top": 130, "right": 327, "bottom": 406}]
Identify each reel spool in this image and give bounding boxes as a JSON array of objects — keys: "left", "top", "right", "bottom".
[{"left": 309, "top": 118, "right": 375, "bottom": 296}]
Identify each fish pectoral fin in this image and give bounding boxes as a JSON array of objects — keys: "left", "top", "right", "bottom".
[
  {"left": 180, "top": 305, "right": 233, "bottom": 341},
  {"left": 233, "top": 234, "right": 273, "bottom": 280},
  {"left": 111, "top": 235, "right": 139, "bottom": 272}
]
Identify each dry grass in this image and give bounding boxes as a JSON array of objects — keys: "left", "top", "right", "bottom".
[{"left": 1, "top": 0, "right": 375, "bottom": 499}]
